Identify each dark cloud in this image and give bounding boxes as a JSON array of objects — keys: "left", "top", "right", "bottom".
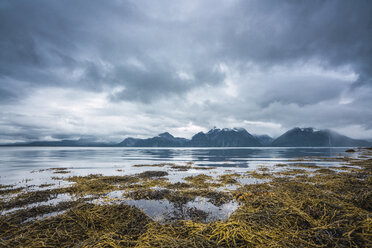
[
  {"left": 0, "top": 0, "right": 372, "bottom": 142},
  {"left": 109, "top": 64, "right": 225, "bottom": 102},
  {"left": 219, "top": 0, "right": 372, "bottom": 85},
  {"left": 0, "top": 0, "right": 225, "bottom": 103}
]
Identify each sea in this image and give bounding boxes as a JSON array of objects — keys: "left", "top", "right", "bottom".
[{"left": 0, "top": 146, "right": 352, "bottom": 186}]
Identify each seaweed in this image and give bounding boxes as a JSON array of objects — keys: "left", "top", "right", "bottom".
[
  {"left": 184, "top": 174, "right": 221, "bottom": 188},
  {"left": 166, "top": 182, "right": 192, "bottom": 189},
  {"left": 0, "top": 184, "right": 13, "bottom": 189},
  {"left": 138, "top": 170, "right": 169, "bottom": 178},
  {"left": 185, "top": 207, "right": 209, "bottom": 222},
  {"left": 1, "top": 203, "right": 151, "bottom": 247},
  {"left": 246, "top": 170, "right": 274, "bottom": 179},
  {"left": 346, "top": 149, "right": 356, "bottom": 152},
  {"left": 1, "top": 189, "right": 59, "bottom": 210},
  {"left": 53, "top": 170, "right": 71, "bottom": 174},
  {"left": 39, "top": 183, "right": 55, "bottom": 188},
  {"left": 133, "top": 163, "right": 169, "bottom": 167},
  {"left": 218, "top": 173, "right": 240, "bottom": 185},
  {"left": 0, "top": 186, "right": 24, "bottom": 196},
  {"left": 170, "top": 164, "right": 216, "bottom": 171},
  {"left": 1, "top": 150, "right": 371, "bottom": 247}
]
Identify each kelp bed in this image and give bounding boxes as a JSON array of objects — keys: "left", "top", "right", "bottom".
[{"left": 0, "top": 149, "right": 371, "bottom": 247}]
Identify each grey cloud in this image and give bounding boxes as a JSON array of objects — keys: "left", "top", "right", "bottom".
[
  {"left": 0, "top": 87, "right": 16, "bottom": 103},
  {"left": 109, "top": 63, "right": 225, "bottom": 102},
  {"left": 0, "top": 0, "right": 226, "bottom": 104},
  {"left": 249, "top": 71, "right": 352, "bottom": 107},
  {"left": 219, "top": 0, "right": 372, "bottom": 85},
  {"left": 0, "top": 0, "right": 372, "bottom": 142}
]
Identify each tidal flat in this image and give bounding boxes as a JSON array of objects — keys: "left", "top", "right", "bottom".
[{"left": 0, "top": 149, "right": 371, "bottom": 247}]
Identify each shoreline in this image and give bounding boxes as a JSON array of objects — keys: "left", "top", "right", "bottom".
[{"left": 1, "top": 148, "right": 371, "bottom": 247}]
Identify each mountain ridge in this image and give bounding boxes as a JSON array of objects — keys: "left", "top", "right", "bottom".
[
  {"left": 2, "top": 127, "right": 371, "bottom": 147},
  {"left": 271, "top": 127, "right": 370, "bottom": 147}
]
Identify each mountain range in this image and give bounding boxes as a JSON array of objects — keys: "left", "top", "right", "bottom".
[
  {"left": 271, "top": 128, "right": 371, "bottom": 147},
  {"left": 2, "top": 127, "right": 371, "bottom": 147}
]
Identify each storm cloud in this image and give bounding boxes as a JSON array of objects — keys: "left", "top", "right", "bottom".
[{"left": 0, "top": 0, "right": 372, "bottom": 143}]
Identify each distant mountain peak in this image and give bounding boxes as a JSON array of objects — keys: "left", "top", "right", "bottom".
[
  {"left": 207, "top": 127, "right": 221, "bottom": 134},
  {"left": 292, "top": 127, "right": 319, "bottom": 133},
  {"left": 157, "top": 132, "right": 174, "bottom": 139},
  {"left": 273, "top": 127, "right": 370, "bottom": 147},
  {"left": 221, "top": 127, "right": 243, "bottom": 132},
  {"left": 208, "top": 127, "right": 247, "bottom": 133},
  {"left": 191, "top": 126, "right": 261, "bottom": 147},
  {"left": 232, "top": 127, "right": 246, "bottom": 132}
]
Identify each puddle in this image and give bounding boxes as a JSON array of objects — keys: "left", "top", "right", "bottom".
[{"left": 124, "top": 197, "right": 239, "bottom": 223}]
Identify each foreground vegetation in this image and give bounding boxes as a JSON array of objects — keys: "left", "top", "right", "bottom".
[{"left": 0, "top": 149, "right": 371, "bottom": 247}]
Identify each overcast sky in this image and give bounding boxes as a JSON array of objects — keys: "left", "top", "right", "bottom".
[{"left": 1, "top": 0, "right": 372, "bottom": 143}]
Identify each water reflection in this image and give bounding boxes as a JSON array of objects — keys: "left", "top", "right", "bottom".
[{"left": 0, "top": 147, "right": 348, "bottom": 182}]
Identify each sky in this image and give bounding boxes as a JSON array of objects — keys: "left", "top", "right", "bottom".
[{"left": 1, "top": 0, "right": 372, "bottom": 143}]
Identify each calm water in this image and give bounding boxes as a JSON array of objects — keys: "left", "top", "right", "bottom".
[{"left": 0, "top": 146, "right": 349, "bottom": 186}]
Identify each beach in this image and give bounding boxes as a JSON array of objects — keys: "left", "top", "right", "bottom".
[{"left": 0, "top": 147, "right": 371, "bottom": 247}]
